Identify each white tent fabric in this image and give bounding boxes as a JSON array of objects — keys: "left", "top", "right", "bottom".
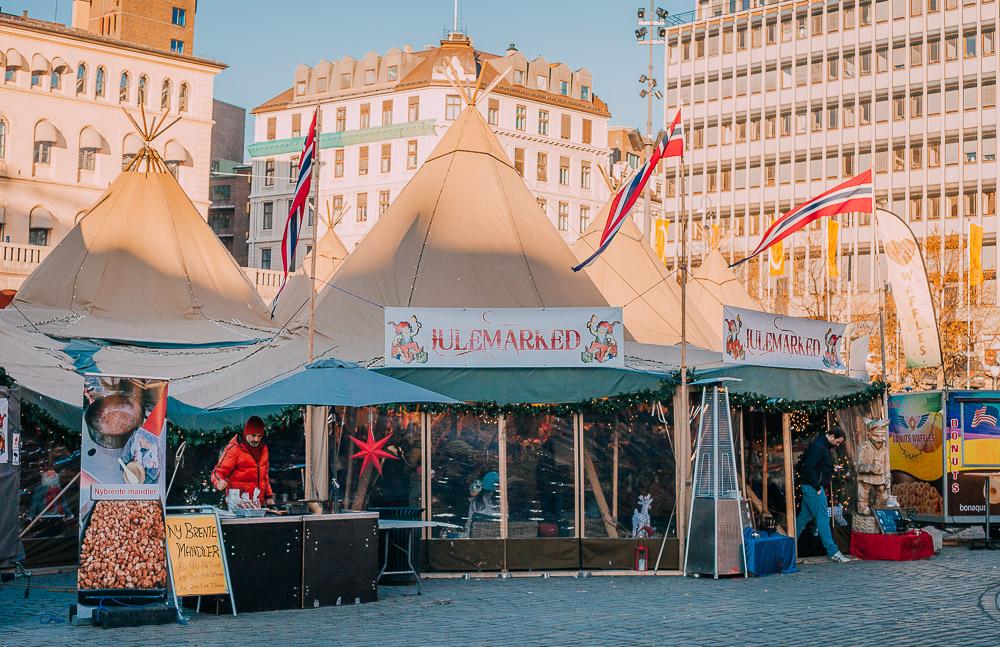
[
  {"left": 687, "top": 250, "right": 763, "bottom": 348},
  {"left": 271, "top": 226, "right": 350, "bottom": 329},
  {"left": 6, "top": 163, "right": 276, "bottom": 345},
  {"left": 571, "top": 206, "right": 717, "bottom": 350},
  {"left": 307, "top": 105, "right": 613, "bottom": 363}
]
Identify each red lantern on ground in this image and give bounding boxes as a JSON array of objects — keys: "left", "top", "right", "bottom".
[{"left": 634, "top": 545, "right": 649, "bottom": 571}]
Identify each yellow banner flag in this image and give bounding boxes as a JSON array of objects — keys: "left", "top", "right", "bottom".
[
  {"left": 710, "top": 223, "right": 720, "bottom": 250},
  {"left": 970, "top": 222, "right": 984, "bottom": 287},
  {"left": 827, "top": 219, "right": 840, "bottom": 278},
  {"left": 653, "top": 218, "right": 670, "bottom": 264},
  {"left": 769, "top": 239, "right": 785, "bottom": 276}
]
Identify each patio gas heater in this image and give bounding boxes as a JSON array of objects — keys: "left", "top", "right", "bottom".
[{"left": 683, "top": 379, "right": 749, "bottom": 578}]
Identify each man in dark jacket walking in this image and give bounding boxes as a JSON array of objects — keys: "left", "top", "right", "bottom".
[{"left": 795, "top": 428, "right": 849, "bottom": 563}]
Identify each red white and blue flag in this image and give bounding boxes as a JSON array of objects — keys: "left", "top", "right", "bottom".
[
  {"left": 972, "top": 406, "right": 998, "bottom": 428},
  {"left": 730, "top": 169, "right": 873, "bottom": 267},
  {"left": 280, "top": 109, "right": 318, "bottom": 284},
  {"left": 572, "top": 109, "right": 684, "bottom": 272}
]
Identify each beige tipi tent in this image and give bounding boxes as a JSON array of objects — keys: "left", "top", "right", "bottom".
[
  {"left": 309, "top": 105, "right": 613, "bottom": 362},
  {"left": 271, "top": 226, "right": 350, "bottom": 328},
  {"left": 9, "top": 145, "right": 275, "bottom": 345},
  {"left": 571, "top": 207, "right": 717, "bottom": 350},
  {"left": 687, "top": 250, "right": 762, "bottom": 346}
]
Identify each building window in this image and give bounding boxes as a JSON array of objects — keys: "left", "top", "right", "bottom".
[
  {"left": 488, "top": 98, "right": 499, "bottom": 126},
  {"left": 336, "top": 107, "right": 346, "bottom": 131},
  {"left": 985, "top": 29, "right": 996, "bottom": 56},
  {"left": 581, "top": 162, "right": 591, "bottom": 189},
  {"left": 332, "top": 195, "right": 343, "bottom": 218},
  {"left": 359, "top": 146, "right": 369, "bottom": 175},
  {"left": 316, "top": 77, "right": 327, "bottom": 93},
  {"left": 356, "top": 192, "right": 368, "bottom": 222},
  {"left": 31, "top": 71, "right": 42, "bottom": 88},
  {"left": 557, "top": 202, "right": 569, "bottom": 231},
  {"left": 334, "top": 149, "right": 344, "bottom": 177},
  {"left": 289, "top": 155, "right": 299, "bottom": 182},
  {"left": 260, "top": 248, "right": 271, "bottom": 269},
  {"left": 262, "top": 202, "right": 273, "bottom": 229},
  {"left": 0, "top": 120, "right": 6, "bottom": 158},
  {"left": 965, "top": 33, "right": 977, "bottom": 58},
  {"left": 137, "top": 74, "right": 148, "bottom": 105},
  {"left": 536, "top": 197, "right": 546, "bottom": 214},
  {"left": 382, "top": 100, "right": 393, "bottom": 126},
  {"left": 515, "top": 105, "right": 526, "bottom": 130},
  {"left": 538, "top": 110, "right": 549, "bottom": 136},
  {"left": 408, "top": 96, "right": 419, "bottom": 122},
  {"left": 78, "top": 148, "right": 95, "bottom": 171},
  {"left": 360, "top": 104, "right": 370, "bottom": 129},
  {"left": 537, "top": 75, "right": 548, "bottom": 91},
  {"left": 266, "top": 117, "right": 276, "bottom": 141},
  {"left": 514, "top": 148, "right": 524, "bottom": 177},
  {"left": 211, "top": 184, "right": 231, "bottom": 203},
  {"left": 161, "top": 79, "right": 171, "bottom": 110},
  {"left": 170, "top": 39, "right": 184, "bottom": 54},
  {"left": 33, "top": 141, "right": 51, "bottom": 165},
  {"left": 28, "top": 228, "right": 49, "bottom": 246},
  {"left": 582, "top": 119, "right": 592, "bottom": 145},
  {"left": 406, "top": 140, "right": 418, "bottom": 169},
  {"left": 380, "top": 143, "right": 391, "bottom": 173},
  {"left": 119, "top": 72, "right": 130, "bottom": 102},
  {"left": 536, "top": 152, "right": 548, "bottom": 182},
  {"left": 559, "top": 157, "right": 569, "bottom": 186},
  {"left": 291, "top": 113, "right": 302, "bottom": 138},
  {"left": 579, "top": 206, "right": 590, "bottom": 232},
  {"left": 264, "top": 159, "right": 275, "bottom": 185},
  {"left": 5, "top": 66, "right": 15, "bottom": 83},
  {"left": 559, "top": 80, "right": 569, "bottom": 96},
  {"left": 340, "top": 73, "right": 352, "bottom": 89},
  {"left": 50, "top": 69, "right": 62, "bottom": 91},
  {"left": 75, "top": 63, "right": 87, "bottom": 95},
  {"left": 379, "top": 190, "right": 390, "bottom": 215},
  {"left": 95, "top": 66, "right": 105, "bottom": 97},
  {"left": 178, "top": 83, "right": 189, "bottom": 112},
  {"left": 172, "top": 6, "right": 186, "bottom": 26},
  {"left": 946, "top": 35, "right": 958, "bottom": 60},
  {"left": 581, "top": 85, "right": 590, "bottom": 100},
  {"left": 209, "top": 212, "right": 230, "bottom": 233},
  {"left": 387, "top": 65, "right": 398, "bottom": 82},
  {"left": 446, "top": 95, "right": 461, "bottom": 120},
  {"left": 364, "top": 69, "right": 376, "bottom": 85},
  {"left": 561, "top": 114, "right": 571, "bottom": 140},
  {"left": 513, "top": 69, "right": 525, "bottom": 85}
]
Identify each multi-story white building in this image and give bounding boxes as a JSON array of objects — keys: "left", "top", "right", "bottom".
[
  {"left": 0, "top": 2, "right": 222, "bottom": 287},
  {"left": 246, "top": 32, "right": 611, "bottom": 268},
  {"left": 659, "top": 0, "right": 998, "bottom": 338}
]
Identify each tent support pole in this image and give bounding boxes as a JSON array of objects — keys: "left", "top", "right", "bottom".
[
  {"left": 305, "top": 107, "right": 324, "bottom": 513},
  {"left": 782, "top": 413, "right": 796, "bottom": 542}
]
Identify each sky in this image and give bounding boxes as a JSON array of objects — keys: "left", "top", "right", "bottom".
[{"left": 10, "top": 0, "right": 693, "bottom": 157}]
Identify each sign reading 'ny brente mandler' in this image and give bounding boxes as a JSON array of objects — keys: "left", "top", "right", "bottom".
[
  {"left": 722, "top": 305, "right": 847, "bottom": 371},
  {"left": 165, "top": 513, "right": 230, "bottom": 597},
  {"left": 384, "top": 307, "right": 625, "bottom": 368}
]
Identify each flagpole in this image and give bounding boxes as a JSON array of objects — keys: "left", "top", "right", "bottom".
[
  {"left": 677, "top": 134, "right": 689, "bottom": 565},
  {"left": 305, "top": 107, "right": 323, "bottom": 512}
]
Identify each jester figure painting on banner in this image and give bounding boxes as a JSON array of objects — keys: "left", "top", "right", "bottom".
[{"left": 722, "top": 305, "right": 846, "bottom": 371}]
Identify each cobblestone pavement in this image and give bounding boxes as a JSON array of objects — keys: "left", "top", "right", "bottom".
[{"left": 2, "top": 547, "right": 1000, "bottom": 647}]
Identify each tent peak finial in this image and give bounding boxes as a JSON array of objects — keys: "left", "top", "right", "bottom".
[{"left": 121, "top": 104, "right": 182, "bottom": 173}]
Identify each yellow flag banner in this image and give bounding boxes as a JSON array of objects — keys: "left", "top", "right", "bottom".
[
  {"left": 827, "top": 219, "right": 840, "bottom": 278},
  {"left": 970, "top": 222, "right": 983, "bottom": 287},
  {"left": 710, "top": 223, "right": 720, "bottom": 250},
  {"left": 768, "top": 239, "right": 785, "bottom": 276},
  {"left": 653, "top": 218, "right": 670, "bottom": 264}
]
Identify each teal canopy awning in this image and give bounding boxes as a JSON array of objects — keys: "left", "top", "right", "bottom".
[
  {"left": 698, "top": 365, "right": 871, "bottom": 402},
  {"left": 375, "top": 367, "right": 669, "bottom": 405}
]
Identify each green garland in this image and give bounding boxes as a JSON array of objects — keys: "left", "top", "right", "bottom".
[
  {"left": 171, "top": 406, "right": 304, "bottom": 447},
  {"left": 725, "top": 380, "right": 889, "bottom": 414}
]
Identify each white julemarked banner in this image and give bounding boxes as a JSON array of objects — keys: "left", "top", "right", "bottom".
[
  {"left": 723, "top": 305, "right": 847, "bottom": 371},
  {"left": 384, "top": 307, "right": 625, "bottom": 368}
]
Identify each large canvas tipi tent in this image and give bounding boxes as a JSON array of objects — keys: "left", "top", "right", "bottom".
[
  {"left": 572, "top": 208, "right": 717, "bottom": 350},
  {"left": 309, "top": 105, "right": 613, "bottom": 363},
  {"left": 271, "top": 226, "right": 350, "bottom": 328},
  {"left": 7, "top": 146, "right": 275, "bottom": 345},
  {"left": 687, "top": 250, "right": 762, "bottom": 342}
]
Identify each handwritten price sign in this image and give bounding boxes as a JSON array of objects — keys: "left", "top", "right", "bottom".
[{"left": 165, "top": 514, "right": 230, "bottom": 597}]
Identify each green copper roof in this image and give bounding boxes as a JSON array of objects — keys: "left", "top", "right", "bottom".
[{"left": 248, "top": 119, "right": 438, "bottom": 158}]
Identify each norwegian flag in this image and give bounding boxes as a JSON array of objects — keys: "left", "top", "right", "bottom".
[
  {"left": 572, "top": 109, "right": 684, "bottom": 272},
  {"left": 731, "top": 169, "right": 873, "bottom": 267},
  {"left": 972, "top": 406, "right": 998, "bottom": 428},
  {"left": 280, "top": 109, "right": 318, "bottom": 284}
]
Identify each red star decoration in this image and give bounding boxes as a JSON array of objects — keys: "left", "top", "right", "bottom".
[{"left": 348, "top": 429, "right": 397, "bottom": 475}]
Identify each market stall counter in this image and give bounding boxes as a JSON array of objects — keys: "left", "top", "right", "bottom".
[{"left": 190, "top": 512, "right": 378, "bottom": 614}]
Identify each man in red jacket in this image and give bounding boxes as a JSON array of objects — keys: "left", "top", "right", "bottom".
[{"left": 211, "top": 416, "right": 275, "bottom": 506}]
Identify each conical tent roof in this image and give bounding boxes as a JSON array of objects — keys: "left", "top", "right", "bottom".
[
  {"left": 688, "top": 249, "right": 762, "bottom": 344},
  {"left": 310, "top": 105, "right": 612, "bottom": 362},
  {"left": 11, "top": 158, "right": 275, "bottom": 345},
  {"left": 271, "top": 226, "right": 350, "bottom": 327},
  {"left": 571, "top": 207, "right": 717, "bottom": 350}
]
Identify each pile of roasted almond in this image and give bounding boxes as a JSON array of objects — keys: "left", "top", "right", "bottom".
[{"left": 78, "top": 500, "right": 167, "bottom": 590}]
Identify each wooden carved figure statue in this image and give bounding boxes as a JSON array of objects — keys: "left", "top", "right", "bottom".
[{"left": 857, "top": 417, "right": 891, "bottom": 515}]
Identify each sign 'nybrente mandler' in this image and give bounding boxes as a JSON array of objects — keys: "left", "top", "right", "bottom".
[
  {"left": 722, "top": 305, "right": 847, "bottom": 371},
  {"left": 384, "top": 307, "right": 625, "bottom": 368}
]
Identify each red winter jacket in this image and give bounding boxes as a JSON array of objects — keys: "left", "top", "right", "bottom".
[{"left": 211, "top": 435, "right": 273, "bottom": 500}]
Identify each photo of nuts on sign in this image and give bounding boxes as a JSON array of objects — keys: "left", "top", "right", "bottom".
[{"left": 77, "top": 500, "right": 167, "bottom": 591}]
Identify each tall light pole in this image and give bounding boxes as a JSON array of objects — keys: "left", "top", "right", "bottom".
[{"left": 635, "top": 5, "right": 666, "bottom": 241}]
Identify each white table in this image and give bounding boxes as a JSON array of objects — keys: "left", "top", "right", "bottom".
[{"left": 377, "top": 519, "right": 461, "bottom": 594}]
